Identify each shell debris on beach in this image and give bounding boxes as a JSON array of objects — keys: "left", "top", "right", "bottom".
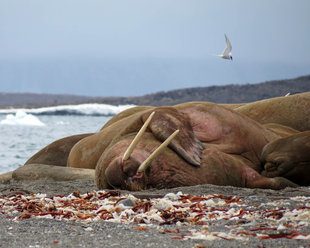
[{"left": 1, "top": 189, "right": 310, "bottom": 242}]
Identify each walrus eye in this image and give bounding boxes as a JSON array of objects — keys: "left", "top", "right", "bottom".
[
  {"left": 135, "top": 129, "right": 179, "bottom": 175},
  {"left": 122, "top": 112, "right": 155, "bottom": 162}
]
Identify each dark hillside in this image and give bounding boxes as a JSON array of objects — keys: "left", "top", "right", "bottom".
[
  {"left": 0, "top": 93, "right": 91, "bottom": 108},
  {"left": 1, "top": 75, "right": 309, "bottom": 108},
  {"left": 96, "top": 75, "right": 309, "bottom": 106}
]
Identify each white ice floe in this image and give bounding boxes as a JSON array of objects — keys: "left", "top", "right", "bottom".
[{"left": 0, "top": 110, "right": 45, "bottom": 126}]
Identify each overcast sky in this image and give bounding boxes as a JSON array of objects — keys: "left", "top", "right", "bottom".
[{"left": 0, "top": 0, "right": 309, "bottom": 96}]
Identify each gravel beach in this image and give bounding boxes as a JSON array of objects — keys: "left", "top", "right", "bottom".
[{"left": 1, "top": 179, "right": 310, "bottom": 248}]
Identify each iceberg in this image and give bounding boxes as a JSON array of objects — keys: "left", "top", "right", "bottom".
[
  {"left": 0, "top": 110, "right": 45, "bottom": 126},
  {"left": 0, "top": 103, "right": 135, "bottom": 116}
]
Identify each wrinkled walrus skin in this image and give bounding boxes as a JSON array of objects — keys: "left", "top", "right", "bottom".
[{"left": 261, "top": 131, "right": 310, "bottom": 186}]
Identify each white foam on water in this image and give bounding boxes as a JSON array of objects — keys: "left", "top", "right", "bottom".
[
  {"left": 0, "top": 103, "right": 136, "bottom": 116},
  {"left": 0, "top": 110, "right": 45, "bottom": 126},
  {"left": 0, "top": 103, "right": 134, "bottom": 174}
]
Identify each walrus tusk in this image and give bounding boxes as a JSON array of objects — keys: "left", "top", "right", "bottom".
[
  {"left": 122, "top": 111, "right": 155, "bottom": 162},
  {"left": 136, "top": 129, "right": 180, "bottom": 175}
]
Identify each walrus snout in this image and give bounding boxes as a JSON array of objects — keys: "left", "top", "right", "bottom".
[
  {"left": 122, "top": 156, "right": 143, "bottom": 177},
  {"left": 105, "top": 158, "right": 125, "bottom": 189},
  {"left": 105, "top": 157, "right": 146, "bottom": 189}
]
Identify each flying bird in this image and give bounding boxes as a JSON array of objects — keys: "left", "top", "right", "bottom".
[{"left": 217, "top": 34, "right": 232, "bottom": 60}]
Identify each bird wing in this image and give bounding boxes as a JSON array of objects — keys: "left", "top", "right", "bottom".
[{"left": 222, "top": 34, "right": 232, "bottom": 56}]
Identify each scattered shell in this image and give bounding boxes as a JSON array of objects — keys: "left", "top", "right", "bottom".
[{"left": 0, "top": 190, "right": 309, "bottom": 241}]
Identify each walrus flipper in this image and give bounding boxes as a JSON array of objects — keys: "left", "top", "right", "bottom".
[
  {"left": 142, "top": 108, "right": 205, "bottom": 167},
  {"left": 260, "top": 131, "right": 310, "bottom": 186}
]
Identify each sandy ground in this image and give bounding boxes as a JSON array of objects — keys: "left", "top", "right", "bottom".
[{"left": 1, "top": 179, "right": 310, "bottom": 248}]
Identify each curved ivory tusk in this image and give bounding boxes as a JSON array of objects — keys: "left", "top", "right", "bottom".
[
  {"left": 136, "top": 129, "right": 179, "bottom": 174},
  {"left": 122, "top": 111, "right": 155, "bottom": 161}
]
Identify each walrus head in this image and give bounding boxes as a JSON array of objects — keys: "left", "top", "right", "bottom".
[
  {"left": 104, "top": 156, "right": 147, "bottom": 191},
  {"left": 96, "top": 112, "right": 180, "bottom": 190},
  {"left": 95, "top": 109, "right": 207, "bottom": 190},
  {"left": 100, "top": 130, "right": 204, "bottom": 191}
]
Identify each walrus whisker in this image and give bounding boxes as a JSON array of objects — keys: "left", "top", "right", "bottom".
[
  {"left": 122, "top": 112, "right": 155, "bottom": 162},
  {"left": 136, "top": 129, "right": 179, "bottom": 175}
]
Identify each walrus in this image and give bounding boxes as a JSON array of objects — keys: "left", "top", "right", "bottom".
[
  {"left": 13, "top": 92, "right": 309, "bottom": 190},
  {"left": 234, "top": 92, "right": 310, "bottom": 131},
  {"left": 91, "top": 103, "right": 299, "bottom": 190},
  {"left": 68, "top": 102, "right": 281, "bottom": 171},
  {"left": 100, "top": 132, "right": 298, "bottom": 191},
  {"left": 25, "top": 133, "right": 93, "bottom": 166},
  {"left": 261, "top": 131, "right": 310, "bottom": 186}
]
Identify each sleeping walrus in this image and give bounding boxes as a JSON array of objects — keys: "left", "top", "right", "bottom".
[
  {"left": 9, "top": 92, "right": 309, "bottom": 190},
  {"left": 67, "top": 101, "right": 300, "bottom": 190}
]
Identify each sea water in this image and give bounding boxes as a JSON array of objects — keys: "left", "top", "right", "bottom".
[{"left": 0, "top": 104, "right": 134, "bottom": 174}]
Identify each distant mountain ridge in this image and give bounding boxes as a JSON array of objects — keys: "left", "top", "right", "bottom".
[{"left": 1, "top": 75, "right": 310, "bottom": 108}]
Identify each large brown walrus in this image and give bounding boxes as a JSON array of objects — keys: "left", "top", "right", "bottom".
[
  {"left": 24, "top": 133, "right": 93, "bottom": 166},
  {"left": 90, "top": 103, "right": 300, "bottom": 190},
  {"left": 14, "top": 92, "right": 309, "bottom": 190}
]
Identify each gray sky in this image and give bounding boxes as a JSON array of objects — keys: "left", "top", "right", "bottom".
[{"left": 0, "top": 0, "right": 309, "bottom": 96}]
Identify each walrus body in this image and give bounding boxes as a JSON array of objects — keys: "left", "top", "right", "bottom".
[
  {"left": 102, "top": 132, "right": 296, "bottom": 191},
  {"left": 234, "top": 92, "right": 310, "bottom": 131},
  {"left": 69, "top": 102, "right": 280, "bottom": 169},
  {"left": 261, "top": 131, "right": 310, "bottom": 186},
  {"left": 17, "top": 92, "right": 309, "bottom": 191},
  {"left": 25, "top": 133, "right": 93, "bottom": 167}
]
